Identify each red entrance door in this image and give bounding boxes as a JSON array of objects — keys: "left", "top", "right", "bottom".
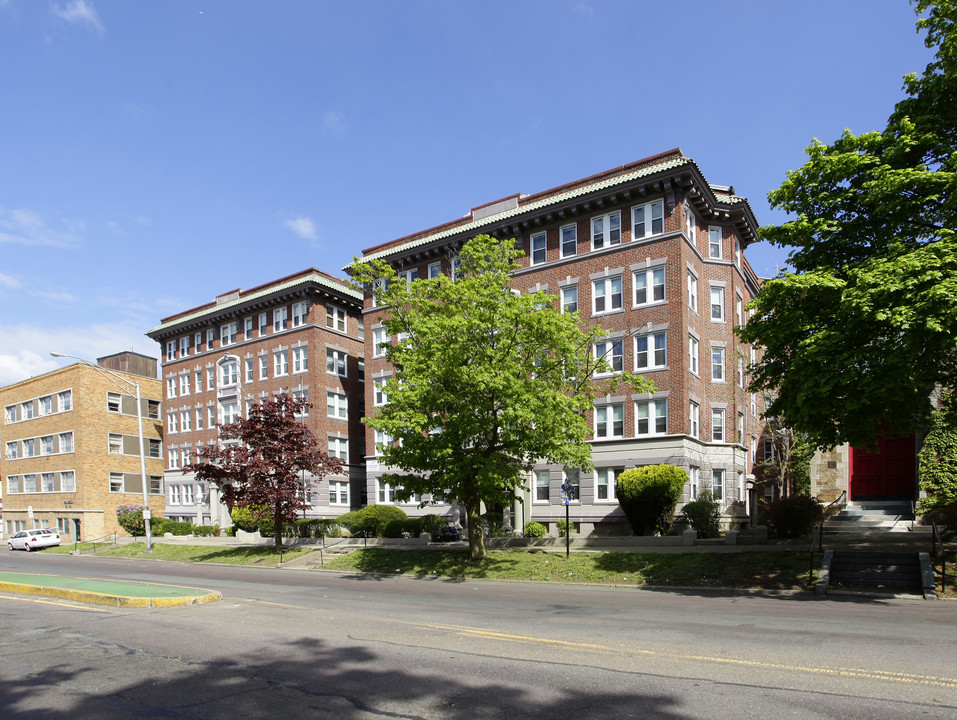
[{"left": 849, "top": 434, "right": 916, "bottom": 500}]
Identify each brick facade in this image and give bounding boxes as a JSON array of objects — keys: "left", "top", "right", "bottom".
[
  {"left": 356, "top": 150, "right": 765, "bottom": 534},
  {"left": 0, "top": 353, "right": 164, "bottom": 541},
  {"left": 146, "top": 268, "right": 366, "bottom": 526}
]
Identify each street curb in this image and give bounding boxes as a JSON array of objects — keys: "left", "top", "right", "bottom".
[{"left": 0, "top": 580, "right": 222, "bottom": 608}]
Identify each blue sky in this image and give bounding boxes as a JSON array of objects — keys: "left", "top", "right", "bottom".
[{"left": 0, "top": 0, "right": 934, "bottom": 385}]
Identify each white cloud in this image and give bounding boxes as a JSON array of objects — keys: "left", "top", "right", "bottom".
[
  {"left": 321, "top": 110, "right": 346, "bottom": 138},
  {"left": 573, "top": 2, "right": 595, "bottom": 18},
  {"left": 284, "top": 216, "right": 318, "bottom": 241},
  {"left": 51, "top": 0, "right": 105, "bottom": 34},
  {"left": 0, "top": 272, "right": 21, "bottom": 289},
  {"left": 33, "top": 290, "right": 78, "bottom": 303},
  {"left": 0, "top": 322, "right": 160, "bottom": 387},
  {"left": 0, "top": 207, "right": 82, "bottom": 248}
]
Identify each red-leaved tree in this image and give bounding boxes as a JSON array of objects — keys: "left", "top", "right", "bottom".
[{"left": 185, "top": 393, "right": 342, "bottom": 550}]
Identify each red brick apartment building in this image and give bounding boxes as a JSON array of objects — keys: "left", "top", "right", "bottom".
[
  {"left": 146, "top": 269, "right": 366, "bottom": 527},
  {"left": 355, "top": 150, "right": 765, "bottom": 535}
]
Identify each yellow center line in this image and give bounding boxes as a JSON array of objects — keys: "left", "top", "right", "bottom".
[{"left": 417, "top": 623, "right": 957, "bottom": 689}]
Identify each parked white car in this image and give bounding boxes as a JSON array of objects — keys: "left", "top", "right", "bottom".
[{"left": 8, "top": 529, "right": 61, "bottom": 551}]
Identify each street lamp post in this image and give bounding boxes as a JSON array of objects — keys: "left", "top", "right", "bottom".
[{"left": 50, "top": 352, "right": 153, "bottom": 551}]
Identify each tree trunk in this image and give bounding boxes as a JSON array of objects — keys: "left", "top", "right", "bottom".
[{"left": 463, "top": 486, "right": 486, "bottom": 561}]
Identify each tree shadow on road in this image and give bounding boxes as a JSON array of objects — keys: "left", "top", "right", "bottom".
[{"left": 0, "top": 634, "right": 691, "bottom": 720}]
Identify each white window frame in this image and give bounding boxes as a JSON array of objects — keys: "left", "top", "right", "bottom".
[
  {"left": 326, "top": 304, "right": 347, "bottom": 332},
  {"left": 220, "top": 322, "right": 237, "bottom": 347},
  {"left": 594, "top": 339, "right": 623, "bottom": 375},
  {"left": 631, "top": 199, "right": 664, "bottom": 240},
  {"left": 274, "top": 350, "right": 289, "bottom": 377},
  {"left": 591, "top": 211, "right": 621, "bottom": 250},
  {"left": 592, "top": 276, "right": 622, "bottom": 315},
  {"left": 327, "top": 391, "right": 348, "bottom": 419},
  {"left": 689, "top": 466, "right": 699, "bottom": 500},
  {"left": 328, "top": 436, "right": 349, "bottom": 462},
  {"left": 594, "top": 404, "right": 624, "bottom": 439},
  {"left": 292, "top": 301, "right": 309, "bottom": 327},
  {"left": 258, "top": 312, "right": 267, "bottom": 336},
  {"left": 712, "top": 469, "right": 725, "bottom": 502},
  {"left": 689, "top": 336, "right": 699, "bottom": 376},
  {"left": 711, "top": 346, "right": 725, "bottom": 382},
  {"left": 292, "top": 346, "right": 308, "bottom": 374},
  {"left": 373, "top": 327, "right": 388, "bottom": 358},
  {"left": 633, "top": 266, "right": 665, "bottom": 307},
  {"left": 685, "top": 206, "right": 697, "bottom": 244},
  {"left": 708, "top": 226, "right": 722, "bottom": 258},
  {"left": 329, "top": 479, "right": 350, "bottom": 506},
  {"left": 326, "top": 348, "right": 347, "bottom": 377},
  {"left": 689, "top": 401, "right": 700, "bottom": 438},
  {"left": 561, "top": 286, "right": 578, "bottom": 314},
  {"left": 560, "top": 224, "right": 577, "bottom": 258},
  {"left": 595, "top": 467, "right": 622, "bottom": 502},
  {"left": 273, "top": 307, "right": 288, "bottom": 332},
  {"left": 533, "top": 470, "right": 550, "bottom": 503},
  {"left": 635, "top": 332, "right": 667, "bottom": 371},
  {"left": 710, "top": 286, "right": 725, "bottom": 322},
  {"left": 373, "top": 379, "right": 389, "bottom": 407},
  {"left": 428, "top": 261, "right": 441, "bottom": 279},
  {"left": 635, "top": 399, "right": 668, "bottom": 436},
  {"left": 687, "top": 270, "right": 698, "bottom": 313},
  {"left": 712, "top": 408, "right": 725, "bottom": 442},
  {"left": 530, "top": 231, "right": 547, "bottom": 265}
]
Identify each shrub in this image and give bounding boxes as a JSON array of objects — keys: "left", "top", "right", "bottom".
[
  {"left": 557, "top": 519, "right": 573, "bottom": 537},
  {"left": 165, "top": 521, "right": 194, "bottom": 536},
  {"left": 616, "top": 464, "right": 687, "bottom": 536},
  {"left": 383, "top": 517, "right": 423, "bottom": 538},
  {"left": 682, "top": 490, "right": 721, "bottom": 539},
  {"left": 231, "top": 504, "right": 270, "bottom": 533},
  {"left": 919, "top": 396, "right": 957, "bottom": 513},
  {"left": 291, "top": 519, "right": 342, "bottom": 538},
  {"left": 524, "top": 521, "right": 547, "bottom": 538},
  {"left": 344, "top": 505, "right": 408, "bottom": 537},
  {"left": 116, "top": 505, "right": 146, "bottom": 536},
  {"left": 419, "top": 514, "right": 447, "bottom": 537},
  {"left": 766, "top": 494, "right": 823, "bottom": 538},
  {"left": 193, "top": 525, "right": 220, "bottom": 537},
  {"left": 150, "top": 518, "right": 172, "bottom": 536},
  {"left": 336, "top": 511, "right": 359, "bottom": 530}
]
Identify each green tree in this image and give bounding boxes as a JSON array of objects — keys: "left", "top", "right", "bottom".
[
  {"left": 185, "top": 394, "right": 343, "bottom": 550},
  {"left": 739, "top": 1, "right": 957, "bottom": 449},
  {"left": 349, "top": 234, "right": 652, "bottom": 561},
  {"left": 615, "top": 464, "right": 687, "bottom": 536}
]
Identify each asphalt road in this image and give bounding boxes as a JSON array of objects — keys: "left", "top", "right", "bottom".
[{"left": 1, "top": 551, "right": 954, "bottom": 719}]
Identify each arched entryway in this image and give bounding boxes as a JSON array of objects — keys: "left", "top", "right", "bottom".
[{"left": 849, "top": 433, "right": 916, "bottom": 500}]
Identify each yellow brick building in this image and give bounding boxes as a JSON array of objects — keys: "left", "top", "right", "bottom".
[{"left": 0, "top": 352, "right": 164, "bottom": 542}]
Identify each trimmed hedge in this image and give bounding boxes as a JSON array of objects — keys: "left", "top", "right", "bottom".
[
  {"left": 524, "top": 521, "right": 547, "bottom": 538},
  {"left": 616, "top": 465, "right": 687, "bottom": 536}
]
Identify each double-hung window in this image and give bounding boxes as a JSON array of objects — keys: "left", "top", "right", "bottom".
[
  {"left": 166, "top": 341, "right": 175, "bottom": 361},
  {"left": 631, "top": 199, "right": 664, "bottom": 239},
  {"left": 595, "top": 467, "right": 622, "bottom": 501},
  {"left": 327, "top": 391, "right": 347, "bottom": 419},
  {"left": 372, "top": 328, "right": 388, "bottom": 358},
  {"left": 687, "top": 270, "right": 698, "bottom": 312},
  {"left": 181, "top": 409, "right": 191, "bottom": 432},
  {"left": 595, "top": 339, "right": 623, "bottom": 375},
  {"left": 689, "top": 467, "right": 699, "bottom": 500},
  {"left": 166, "top": 378, "right": 176, "bottom": 399},
  {"left": 328, "top": 436, "right": 348, "bottom": 462},
  {"left": 635, "top": 332, "right": 667, "bottom": 371},
  {"left": 326, "top": 304, "right": 346, "bottom": 331},
  {"left": 245, "top": 358, "right": 254, "bottom": 383},
  {"left": 560, "top": 224, "right": 577, "bottom": 258},
  {"left": 274, "top": 307, "right": 288, "bottom": 331},
  {"left": 292, "top": 301, "right": 309, "bottom": 327},
  {"left": 635, "top": 399, "right": 668, "bottom": 436},
  {"left": 374, "top": 379, "right": 389, "bottom": 407},
  {"left": 258, "top": 313, "right": 268, "bottom": 336},
  {"left": 685, "top": 206, "right": 697, "bottom": 244},
  {"left": 244, "top": 316, "right": 253, "bottom": 338},
  {"left": 398, "top": 268, "right": 418, "bottom": 285},
  {"left": 591, "top": 211, "right": 621, "bottom": 250},
  {"left": 292, "top": 347, "right": 308, "bottom": 373},
  {"left": 712, "top": 469, "right": 725, "bottom": 502},
  {"left": 712, "top": 408, "right": 726, "bottom": 442},
  {"left": 594, "top": 404, "right": 624, "bottom": 439},
  {"left": 709, "top": 226, "right": 722, "bottom": 258},
  {"left": 711, "top": 346, "right": 725, "bottom": 382},
  {"left": 689, "top": 336, "right": 699, "bottom": 375},
  {"left": 534, "top": 470, "right": 550, "bottom": 502},
  {"left": 561, "top": 286, "right": 578, "bottom": 314},
  {"left": 59, "top": 432, "right": 73, "bottom": 453},
  {"left": 592, "top": 276, "right": 622, "bottom": 315},
  {"left": 220, "top": 322, "right": 237, "bottom": 346},
  {"left": 326, "top": 348, "right": 347, "bottom": 377},
  {"left": 689, "top": 401, "right": 700, "bottom": 438},
  {"left": 57, "top": 390, "right": 72, "bottom": 412},
  {"left": 736, "top": 294, "right": 744, "bottom": 327},
  {"left": 634, "top": 267, "right": 665, "bottom": 306},
  {"left": 330, "top": 480, "right": 350, "bottom": 506},
  {"left": 530, "top": 231, "right": 547, "bottom": 265},
  {"left": 274, "top": 351, "right": 289, "bottom": 377},
  {"left": 710, "top": 286, "right": 725, "bottom": 321},
  {"left": 179, "top": 373, "right": 190, "bottom": 396},
  {"left": 428, "top": 261, "right": 441, "bottom": 279},
  {"left": 38, "top": 395, "right": 52, "bottom": 416},
  {"left": 220, "top": 359, "right": 238, "bottom": 386}
]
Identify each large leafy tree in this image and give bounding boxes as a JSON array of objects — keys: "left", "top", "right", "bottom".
[
  {"left": 740, "top": 1, "right": 957, "bottom": 449},
  {"left": 185, "top": 394, "right": 343, "bottom": 550},
  {"left": 350, "top": 234, "right": 651, "bottom": 560}
]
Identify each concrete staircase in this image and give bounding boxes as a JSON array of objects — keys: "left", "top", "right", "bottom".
[{"left": 815, "top": 501, "right": 938, "bottom": 599}]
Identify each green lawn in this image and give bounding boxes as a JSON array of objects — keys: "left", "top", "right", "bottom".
[
  {"left": 324, "top": 548, "right": 814, "bottom": 590},
  {"left": 46, "top": 542, "right": 313, "bottom": 565}
]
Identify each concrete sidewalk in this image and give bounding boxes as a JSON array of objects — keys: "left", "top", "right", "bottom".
[{"left": 0, "top": 571, "right": 222, "bottom": 608}]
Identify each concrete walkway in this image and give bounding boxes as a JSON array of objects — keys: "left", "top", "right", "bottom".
[{"left": 0, "top": 571, "right": 222, "bottom": 608}]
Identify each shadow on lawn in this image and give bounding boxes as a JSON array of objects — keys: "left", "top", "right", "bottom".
[{"left": 333, "top": 548, "right": 525, "bottom": 582}]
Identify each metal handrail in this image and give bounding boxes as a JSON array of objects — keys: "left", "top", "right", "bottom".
[
  {"left": 809, "top": 490, "right": 847, "bottom": 585},
  {"left": 931, "top": 521, "right": 947, "bottom": 594}
]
